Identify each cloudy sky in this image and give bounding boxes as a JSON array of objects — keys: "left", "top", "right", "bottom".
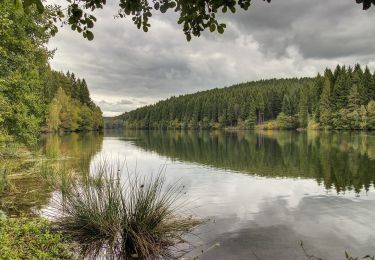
[{"left": 48, "top": 0, "right": 375, "bottom": 116}]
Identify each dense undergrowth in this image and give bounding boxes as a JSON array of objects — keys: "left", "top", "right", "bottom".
[{"left": 0, "top": 217, "right": 73, "bottom": 259}]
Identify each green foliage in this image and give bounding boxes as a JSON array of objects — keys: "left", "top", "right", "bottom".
[
  {"left": 44, "top": 72, "right": 103, "bottom": 133},
  {"left": 276, "top": 112, "right": 298, "bottom": 130},
  {"left": 282, "top": 94, "right": 293, "bottom": 116},
  {"left": 122, "top": 64, "right": 375, "bottom": 131},
  {"left": 319, "top": 69, "right": 333, "bottom": 128},
  {"left": 298, "top": 89, "right": 309, "bottom": 128},
  {"left": 103, "top": 117, "right": 125, "bottom": 129},
  {"left": 0, "top": 217, "right": 73, "bottom": 259},
  {"left": 367, "top": 100, "right": 375, "bottom": 129},
  {"left": 0, "top": 1, "right": 52, "bottom": 144},
  {"left": 123, "top": 77, "right": 314, "bottom": 130},
  {"left": 0, "top": 3, "right": 103, "bottom": 144},
  {"left": 14, "top": 0, "right": 374, "bottom": 42},
  {"left": 357, "top": 0, "right": 375, "bottom": 10},
  {"left": 332, "top": 65, "right": 350, "bottom": 110}
]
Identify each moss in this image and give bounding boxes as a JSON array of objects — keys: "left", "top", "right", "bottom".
[{"left": 0, "top": 217, "right": 74, "bottom": 259}]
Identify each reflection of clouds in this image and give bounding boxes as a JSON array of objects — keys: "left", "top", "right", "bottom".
[
  {"left": 93, "top": 135, "right": 375, "bottom": 259},
  {"left": 187, "top": 195, "right": 375, "bottom": 259}
]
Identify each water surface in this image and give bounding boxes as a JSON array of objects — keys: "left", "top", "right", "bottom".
[
  {"left": 78, "top": 130, "right": 375, "bottom": 259},
  {"left": 31, "top": 131, "right": 375, "bottom": 258}
]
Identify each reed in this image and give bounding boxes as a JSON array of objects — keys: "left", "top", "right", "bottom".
[{"left": 54, "top": 161, "right": 200, "bottom": 259}]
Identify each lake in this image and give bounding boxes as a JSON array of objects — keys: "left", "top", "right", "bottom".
[{"left": 16, "top": 130, "right": 375, "bottom": 259}]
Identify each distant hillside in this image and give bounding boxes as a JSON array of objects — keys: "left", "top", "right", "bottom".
[
  {"left": 103, "top": 116, "right": 124, "bottom": 129},
  {"left": 120, "top": 64, "right": 375, "bottom": 130}
]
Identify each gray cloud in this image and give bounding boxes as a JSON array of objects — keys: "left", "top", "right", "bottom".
[
  {"left": 96, "top": 99, "right": 145, "bottom": 116},
  {"left": 226, "top": 0, "right": 375, "bottom": 59},
  {"left": 48, "top": 0, "right": 375, "bottom": 116}
]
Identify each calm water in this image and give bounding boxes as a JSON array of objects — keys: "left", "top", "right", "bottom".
[{"left": 40, "top": 131, "right": 375, "bottom": 258}]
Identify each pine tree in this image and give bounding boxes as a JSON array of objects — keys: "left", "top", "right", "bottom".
[
  {"left": 333, "top": 65, "right": 342, "bottom": 83},
  {"left": 282, "top": 94, "right": 292, "bottom": 116},
  {"left": 246, "top": 100, "right": 256, "bottom": 128},
  {"left": 79, "top": 79, "right": 91, "bottom": 104},
  {"left": 361, "top": 67, "right": 373, "bottom": 104},
  {"left": 311, "top": 74, "right": 324, "bottom": 119},
  {"left": 319, "top": 69, "right": 333, "bottom": 128},
  {"left": 348, "top": 84, "right": 361, "bottom": 112},
  {"left": 371, "top": 72, "right": 375, "bottom": 101},
  {"left": 332, "top": 66, "right": 350, "bottom": 110},
  {"left": 298, "top": 89, "right": 308, "bottom": 128}
]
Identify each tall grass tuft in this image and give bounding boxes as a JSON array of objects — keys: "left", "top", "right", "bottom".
[{"left": 53, "top": 161, "right": 201, "bottom": 259}]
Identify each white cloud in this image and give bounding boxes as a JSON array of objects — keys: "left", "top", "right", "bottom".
[{"left": 48, "top": 0, "right": 375, "bottom": 116}]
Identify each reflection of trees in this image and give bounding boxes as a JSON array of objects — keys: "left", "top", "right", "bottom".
[
  {"left": 42, "top": 132, "right": 104, "bottom": 172},
  {"left": 0, "top": 133, "right": 104, "bottom": 216},
  {"left": 126, "top": 130, "right": 375, "bottom": 193}
]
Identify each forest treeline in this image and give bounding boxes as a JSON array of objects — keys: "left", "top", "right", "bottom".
[
  {"left": 121, "top": 65, "right": 375, "bottom": 130},
  {"left": 0, "top": 2, "right": 103, "bottom": 144}
]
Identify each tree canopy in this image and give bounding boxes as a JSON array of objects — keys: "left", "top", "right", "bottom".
[
  {"left": 0, "top": 2, "right": 103, "bottom": 144},
  {"left": 10, "top": 0, "right": 373, "bottom": 41},
  {"left": 119, "top": 64, "right": 375, "bottom": 131}
]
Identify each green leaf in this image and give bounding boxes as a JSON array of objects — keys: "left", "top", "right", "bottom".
[
  {"left": 86, "top": 31, "right": 94, "bottom": 41},
  {"left": 209, "top": 23, "right": 216, "bottom": 32},
  {"left": 87, "top": 19, "right": 94, "bottom": 28},
  {"left": 35, "top": 0, "right": 44, "bottom": 13},
  {"left": 14, "top": 0, "right": 22, "bottom": 9},
  {"left": 160, "top": 5, "right": 167, "bottom": 13},
  {"left": 217, "top": 25, "right": 224, "bottom": 34}
]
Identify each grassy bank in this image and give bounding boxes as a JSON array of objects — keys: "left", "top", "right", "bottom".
[
  {"left": 0, "top": 140, "right": 62, "bottom": 217},
  {"left": 0, "top": 217, "right": 73, "bottom": 259},
  {"left": 0, "top": 142, "right": 201, "bottom": 259}
]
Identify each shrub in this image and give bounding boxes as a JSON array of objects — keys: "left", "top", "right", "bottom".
[
  {"left": 307, "top": 119, "right": 320, "bottom": 130},
  {"left": 0, "top": 217, "right": 73, "bottom": 259},
  {"left": 277, "top": 113, "right": 298, "bottom": 129},
  {"left": 54, "top": 162, "right": 201, "bottom": 259}
]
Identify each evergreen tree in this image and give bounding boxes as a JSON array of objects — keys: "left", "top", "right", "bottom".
[
  {"left": 332, "top": 67, "right": 350, "bottom": 110},
  {"left": 361, "top": 67, "right": 373, "bottom": 104},
  {"left": 298, "top": 89, "right": 308, "bottom": 128},
  {"left": 348, "top": 84, "right": 361, "bottom": 112},
  {"left": 319, "top": 69, "right": 333, "bottom": 128},
  {"left": 282, "top": 94, "right": 292, "bottom": 116},
  {"left": 79, "top": 79, "right": 91, "bottom": 104},
  {"left": 121, "top": 65, "right": 375, "bottom": 131}
]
